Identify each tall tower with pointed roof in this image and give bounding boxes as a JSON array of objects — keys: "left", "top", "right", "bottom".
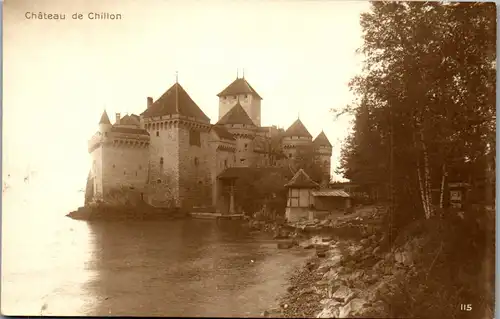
[
  {"left": 282, "top": 118, "right": 313, "bottom": 160},
  {"left": 217, "top": 76, "right": 263, "bottom": 126},
  {"left": 141, "top": 81, "right": 212, "bottom": 209},
  {"left": 313, "top": 130, "right": 333, "bottom": 182},
  {"left": 215, "top": 101, "right": 257, "bottom": 167}
]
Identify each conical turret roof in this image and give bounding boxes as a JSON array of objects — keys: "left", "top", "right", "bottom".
[
  {"left": 99, "top": 110, "right": 111, "bottom": 125},
  {"left": 313, "top": 131, "right": 332, "bottom": 147},
  {"left": 284, "top": 119, "right": 312, "bottom": 138}
]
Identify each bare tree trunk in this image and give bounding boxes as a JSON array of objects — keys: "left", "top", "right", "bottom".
[
  {"left": 439, "top": 163, "right": 447, "bottom": 209},
  {"left": 414, "top": 128, "right": 431, "bottom": 219},
  {"left": 419, "top": 129, "right": 432, "bottom": 219}
]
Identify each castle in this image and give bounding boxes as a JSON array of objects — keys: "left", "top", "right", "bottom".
[{"left": 87, "top": 75, "right": 333, "bottom": 213}]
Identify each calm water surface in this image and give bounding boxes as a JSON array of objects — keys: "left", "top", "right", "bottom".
[{"left": 2, "top": 191, "right": 310, "bottom": 317}]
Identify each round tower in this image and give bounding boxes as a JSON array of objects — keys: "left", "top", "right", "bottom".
[
  {"left": 99, "top": 110, "right": 112, "bottom": 134},
  {"left": 282, "top": 118, "right": 313, "bottom": 160},
  {"left": 313, "top": 130, "right": 333, "bottom": 182},
  {"left": 216, "top": 100, "right": 257, "bottom": 167}
]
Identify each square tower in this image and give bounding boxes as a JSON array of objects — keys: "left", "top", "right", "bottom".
[{"left": 217, "top": 76, "right": 263, "bottom": 127}]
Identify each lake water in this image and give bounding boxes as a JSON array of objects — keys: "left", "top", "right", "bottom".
[{"left": 1, "top": 188, "right": 311, "bottom": 317}]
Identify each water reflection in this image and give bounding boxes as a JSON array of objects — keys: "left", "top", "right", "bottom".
[
  {"left": 84, "top": 220, "right": 310, "bottom": 317},
  {"left": 2, "top": 202, "right": 310, "bottom": 318}
]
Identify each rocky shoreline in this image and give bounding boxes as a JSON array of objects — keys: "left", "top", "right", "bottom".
[
  {"left": 257, "top": 206, "right": 494, "bottom": 319},
  {"left": 245, "top": 208, "right": 407, "bottom": 318}
]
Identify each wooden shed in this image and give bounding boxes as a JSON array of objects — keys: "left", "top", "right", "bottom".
[{"left": 284, "top": 169, "right": 319, "bottom": 222}]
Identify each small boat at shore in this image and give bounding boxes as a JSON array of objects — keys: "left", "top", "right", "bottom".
[
  {"left": 190, "top": 212, "right": 245, "bottom": 220},
  {"left": 190, "top": 212, "right": 222, "bottom": 219}
]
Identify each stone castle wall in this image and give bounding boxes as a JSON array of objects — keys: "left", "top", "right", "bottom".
[
  {"left": 101, "top": 140, "right": 149, "bottom": 198},
  {"left": 178, "top": 124, "right": 213, "bottom": 209},
  {"left": 147, "top": 123, "right": 180, "bottom": 207},
  {"left": 90, "top": 146, "right": 104, "bottom": 200}
]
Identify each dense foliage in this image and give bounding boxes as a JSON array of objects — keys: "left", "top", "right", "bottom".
[
  {"left": 337, "top": 1, "right": 496, "bottom": 223},
  {"left": 336, "top": 2, "right": 496, "bottom": 318}
]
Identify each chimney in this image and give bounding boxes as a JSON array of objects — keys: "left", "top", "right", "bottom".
[
  {"left": 147, "top": 97, "right": 153, "bottom": 108},
  {"left": 115, "top": 113, "right": 121, "bottom": 125}
]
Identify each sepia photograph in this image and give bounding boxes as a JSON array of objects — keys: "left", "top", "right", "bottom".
[{"left": 2, "top": 0, "right": 496, "bottom": 318}]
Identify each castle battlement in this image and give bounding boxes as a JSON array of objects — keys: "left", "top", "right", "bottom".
[{"left": 87, "top": 75, "right": 333, "bottom": 212}]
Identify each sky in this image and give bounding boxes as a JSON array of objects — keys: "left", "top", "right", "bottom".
[{"left": 3, "top": 0, "right": 369, "bottom": 213}]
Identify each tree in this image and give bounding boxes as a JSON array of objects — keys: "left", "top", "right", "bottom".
[
  {"left": 294, "top": 144, "right": 327, "bottom": 184},
  {"left": 233, "top": 168, "right": 292, "bottom": 216},
  {"left": 336, "top": 4, "right": 496, "bottom": 317},
  {"left": 337, "top": 2, "right": 496, "bottom": 222}
]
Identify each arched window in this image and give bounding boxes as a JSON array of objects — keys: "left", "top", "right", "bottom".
[
  {"left": 160, "top": 157, "right": 164, "bottom": 165},
  {"left": 194, "top": 157, "right": 199, "bottom": 166}
]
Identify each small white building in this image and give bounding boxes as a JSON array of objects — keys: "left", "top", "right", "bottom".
[{"left": 284, "top": 169, "right": 319, "bottom": 222}]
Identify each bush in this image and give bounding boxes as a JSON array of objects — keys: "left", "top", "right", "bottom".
[{"left": 387, "top": 205, "right": 494, "bottom": 319}]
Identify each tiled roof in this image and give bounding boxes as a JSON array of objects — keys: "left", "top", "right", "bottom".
[
  {"left": 119, "top": 114, "right": 141, "bottom": 126},
  {"left": 285, "top": 169, "right": 319, "bottom": 188},
  {"left": 217, "top": 77, "right": 263, "bottom": 100},
  {"left": 284, "top": 119, "right": 312, "bottom": 138},
  {"left": 110, "top": 127, "right": 149, "bottom": 135},
  {"left": 99, "top": 111, "right": 111, "bottom": 125},
  {"left": 313, "top": 131, "right": 332, "bottom": 147},
  {"left": 141, "top": 83, "right": 210, "bottom": 122},
  {"left": 217, "top": 102, "right": 255, "bottom": 126},
  {"left": 312, "top": 189, "right": 351, "bottom": 197},
  {"left": 211, "top": 125, "right": 236, "bottom": 140}
]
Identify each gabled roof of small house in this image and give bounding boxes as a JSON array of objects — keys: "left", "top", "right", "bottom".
[
  {"left": 217, "top": 77, "right": 263, "bottom": 100},
  {"left": 285, "top": 169, "right": 319, "bottom": 188},
  {"left": 313, "top": 130, "right": 332, "bottom": 147},
  {"left": 284, "top": 119, "right": 312, "bottom": 138},
  {"left": 216, "top": 102, "right": 255, "bottom": 126},
  {"left": 211, "top": 125, "right": 236, "bottom": 140},
  {"left": 99, "top": 110, "right": 111, "bottom": 125},
  {"left": 141, "top": 83, "right": 210, "bottom": 122}
]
